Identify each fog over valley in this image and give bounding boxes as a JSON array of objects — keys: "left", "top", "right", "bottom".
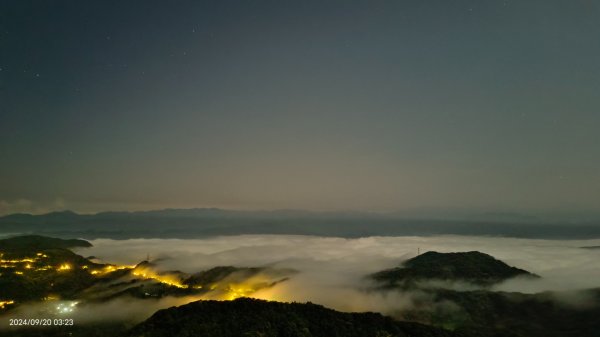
[{"left": 78, "top": 235, "right": 600, "bottom": 295}]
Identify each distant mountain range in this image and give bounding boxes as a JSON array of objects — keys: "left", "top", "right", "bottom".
[
  {"left": 1, "top": 208, "right": 600, "bottom": 239},
  {"left": 0, "top": 208, "right": 600, "bottom": 239}
]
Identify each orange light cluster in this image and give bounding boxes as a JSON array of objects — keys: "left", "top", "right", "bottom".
[
  {"left": 57, "top": 264, "right": 72, "bottom": 271},
  {"left": 224, "top": 285, "right": 257, "bottom": 300},
  {"left": 131, "top": 267, "right": 187, "bottom": 288},
  {"left": 0, "top": 252, "right": 53, "bottom": 274},
  {"left": 90, "top": 264, "right": 134, "bottom": 275},
  {"left": 0, "top": 258, "right": 36, "bottom": 263},
  {"left": 0, "top": 300, "right": 15, "bottom": 309}
]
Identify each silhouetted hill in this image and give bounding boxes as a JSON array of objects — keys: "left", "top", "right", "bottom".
[
  {"left": 128, "top": 297, "right": 460, "bottom": 337},
  {"left": 0, "top": 235, "right": 91, "bottom": 252},
  {"left": 371, "top": 251, "right": 537, "bottom": 287}
]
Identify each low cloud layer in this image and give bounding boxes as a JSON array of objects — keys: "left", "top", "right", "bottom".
[
  {"left": 74, "top": 235, "right": 600, "bottom": 313},
  {"left": 3, "top": 235, "right": 600, "bottom": 328}
]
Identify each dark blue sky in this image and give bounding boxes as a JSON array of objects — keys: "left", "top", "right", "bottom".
[{"left": 1, "top": 0, "right": 599, "bottom": 215}]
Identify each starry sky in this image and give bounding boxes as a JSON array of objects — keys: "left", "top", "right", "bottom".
[{"left": 1, "top": 0, "right": 599, "bottom": 216}]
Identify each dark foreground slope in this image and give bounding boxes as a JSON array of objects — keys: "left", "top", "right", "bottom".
[
  {"left": 418, "top": 288, "right": 600, "bottom": 337},
  {"left": 129, "top": 297, "right": 460, "bottom": 337},
  {"left": 371, "top": 251, "right": 537, "bottom": 287}
]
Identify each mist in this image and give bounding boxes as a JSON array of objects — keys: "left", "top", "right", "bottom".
[
  {"left": 76, "top": 235, "right": 600, "bottom": 291},
  {"left": 4, "top": 234, "right": 599, "bottom": 327},
  {"left": 72, "top": 235, "right": 600, "bottom": 315}
]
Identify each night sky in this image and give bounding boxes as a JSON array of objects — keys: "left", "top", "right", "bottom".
[{"left": 1, "top": 1, "right": 599, "bottom": 215}]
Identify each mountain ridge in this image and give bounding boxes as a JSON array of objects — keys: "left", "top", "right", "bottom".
[{"left": 2, "top": 209, "right": 600, "bottom": 240}]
